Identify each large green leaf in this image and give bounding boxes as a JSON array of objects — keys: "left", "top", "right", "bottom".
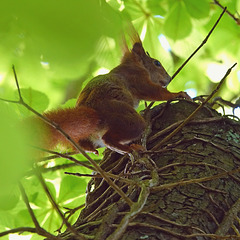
[
  {"left": 164, "top": 1, "right": 192, "bottom": 40},
  {"left": 183, "top": 0, "right": 210, "bottom": 19}
]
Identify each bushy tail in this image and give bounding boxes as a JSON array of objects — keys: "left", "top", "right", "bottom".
[{"left": 28, "top": 106, "right": 100, "bottom": 151}]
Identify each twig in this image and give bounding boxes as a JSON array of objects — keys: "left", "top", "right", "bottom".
[
  {"left": 34, "top": 147, "right": 96, "bottom": 171},
  {"left": 213, "top": 0, "right": 240, "bottom": 25},
  {"left": 57, "top": 204, "right": 85, "bottom": 233},
  {"left": 37, "top": 149, "right": 135, "bottom": 184},
  {"left": 1, "top": 66, "right": 133, "bottom": 207},
  {"left": 0, "top": 227, "right": 37, "bottom": 237},
  {"left": 106, "top": 184, "right": 150, "bottom": 240},
  {"left": 151, "top": 63, "right": 237, "bottom": 151},
  {"left": 64, "top": 204, "right": 85, "bottom": 218},
  {"left": 151, "top": 166, "right": 240, "bottom": 193},
  {"left": 140, "top": 212, "right": 206, "bottom": 233},
  {"left": 127, "top": 222, "right": 240, "bottom": 239},
  {"left": 38, "top": 151, "right": 78, "bottom": 162},
  {"left": 194, "top": 136, "right": 240, "bottom": 160},
  {"left": 171, "top": 7, "right": 227, "bottom": 79},
  {"left": 148, "top": 116, "right": 224, "bottom": 143},
  {"left": 203, "top": 209, "right": 220, "bottom": 227},
  {"left": 38, "top": 163, "right": 77, "bottom": 173},
  {"left": 33, "top": 167, "right": 86, "bottom": 240},
  {"left": 65, "top": 172, "right": 100, "bottom": 178},
  {"left": 18, "top": 182, "right": 60, "bottom": 239}
]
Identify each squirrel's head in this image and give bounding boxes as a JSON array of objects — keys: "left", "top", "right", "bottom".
[{"left": 130, "top": 42, "right": 171, "bottom": 87}]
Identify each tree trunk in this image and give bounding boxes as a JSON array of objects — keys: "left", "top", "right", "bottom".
[{"left": 60, "top": 100, "right": 240, "bottom": 240}]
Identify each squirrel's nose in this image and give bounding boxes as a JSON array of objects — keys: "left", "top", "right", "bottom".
[{"left": 160, "top": 75, "right": 172, "bottom": 88}]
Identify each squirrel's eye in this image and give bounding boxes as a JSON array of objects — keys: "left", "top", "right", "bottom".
[{"left": 154, "top": 60, "right": 161, "bottom": 67}]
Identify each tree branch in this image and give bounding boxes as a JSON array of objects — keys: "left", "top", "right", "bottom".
[
  {"left": 18, "top": 182, "right": 60, "bottom": 239},
  {"left": 151, "top": 63, "right": 237, "bottom": 151},
  {"left": 0, "top": 227, "right": 37, "bottom": 237},
  {"left": 0, "top": 66, "right": 133, "bottom": 207},
  {"left": 171, "top": 7, "right": 227, "bottom": 79},
  {"left": 213, "top": 0, "right": 240, "bottom": 25},
  {"left": 33, "top": 167, "right": 86, "bottom": 240}
]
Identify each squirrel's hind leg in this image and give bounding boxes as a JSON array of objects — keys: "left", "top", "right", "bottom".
[
  {"left": 100, "top": 102, "right": 146, "bottom": 154},
  {"left": 78, "top": 139, "right": 99, "bottom": 155}
]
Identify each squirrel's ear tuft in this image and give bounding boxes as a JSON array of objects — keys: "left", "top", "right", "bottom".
[{"left": 132, "top": 42, "right": 146, "bottom": 57}]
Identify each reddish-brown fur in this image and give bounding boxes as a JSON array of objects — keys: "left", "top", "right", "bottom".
[
  {"left": 43, "top": 106, "right": 100, "bottom": 149},
  {"left": 33, "top": 33, "right": 190, "bottom": 154}
]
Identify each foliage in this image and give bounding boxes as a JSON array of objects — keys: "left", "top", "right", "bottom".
[{"left": 0, "top": 0, "right": 239, "bottom": 239}]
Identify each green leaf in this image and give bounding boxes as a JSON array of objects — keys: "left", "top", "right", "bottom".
[
  {"left": 0, "top": 102, "right": 32, "bottom": 205},
  {"left": 183, "top": 0, "right": 210, "bottom": 19},
  {"left": 41, "top": 210, "right": 62, "bottom": 232},
  {"left": 123, "top": 0, "right": 145, "bottom": 20},
  {"left": 14, "top": 209, "right": 33, "bottom": 228},
  {"left": 0, "top": 211, "right": 15, "bottom": 229},
  {"left": 147, "top": 0, "right": 167, "bottom": 16},
  {"left": 164, "top": 1, "right": 192, "bottom": 40},
  {"left": 0, "top": 188, "right": 20, "bottom": 211},
  {"left": 15, "top": 88, "right": 49, "bottom": 117},
  {"left": 58, "top": 175, "right": 87, "bottom": 205}
]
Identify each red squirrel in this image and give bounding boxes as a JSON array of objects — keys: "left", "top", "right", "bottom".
[{"left": 34, "top": 33, "right": 190, "bottom": 155}]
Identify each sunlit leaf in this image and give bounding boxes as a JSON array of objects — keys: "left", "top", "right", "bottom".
[
  {"left": 147, "top": 0, "right": 167, "bottom": 16},
  {"left": 183, "top": 0, "right": 210, "bottom": 19},
  {"left": 15, "top": 88, "right": 49, "bottom": 117},
  {"left": 58, "top": 175, "right": 87, "bottom": 205},
  {"left": 14, "top": 209, "right": 33, "bottom": 228},
  {"left": 164, "top": 1, "right": 192, "bottom": 40}
]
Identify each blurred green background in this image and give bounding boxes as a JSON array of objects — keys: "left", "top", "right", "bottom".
[{"left": 0, "top": 0, "right": 239, "bottom": 239}]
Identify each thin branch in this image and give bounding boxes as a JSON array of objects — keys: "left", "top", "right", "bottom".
[
  {"left": 106, "top": 184, "right": 150, "bottom": 240},
  {"left": 140, "top": 212, "right": 206, "bottom": 233},
  {"left": 151, "top": 166, "right": 240, "bottom": 193},
  {"left": 12, "top": 65, "right": 23, "bottom": 101},
  {"left": 18, "top": 182, "right": 60, "bottom": 239},
  {"left": 1, "top": 66, "right": 133, "bottom": 207},
  {"left": 33, "top": 167, "right": 86, "bottom": 240},
  {"left": 18, "top": 182, "right": 41, "bottom": 229},
  {"left": 127, "top": 222, "right": 240, "bottom": 239},
  {"left": 34, "top": 148, "right": 135, "bottom": 184},
  {"left": 0, "top": 227, "right": 37, "bottom": 237},
  {"left": 65, "top": 172, "right": 101, "bottom": 178},
  {"left": 213, "top": 0, "right": 240, "bottom": 25},
  {"left": 151, "top": 63, "right": 237, "bottom": 151},
  {"left": 171, "top": 7, "right": 227, "bottom": 79},
  {"left": 57, "top": 204, "right": 85, "bottom": 233},
  {"left": 38, "top": 151, "right": 78, "bottom": 162},
  {"left": 34, "top": 147, "right": 96, "bottom": 171}
]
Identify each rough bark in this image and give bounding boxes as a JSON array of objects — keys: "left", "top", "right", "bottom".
[{"left": 60, "top": 100, "right": 240, "bottom": 240}]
